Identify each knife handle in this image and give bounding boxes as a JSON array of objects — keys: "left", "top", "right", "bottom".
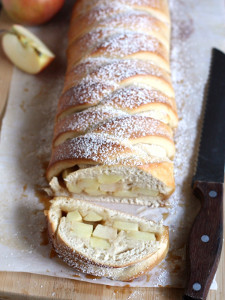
[{"left": 183, "top": 181, "right": 223, "bottom": 300}]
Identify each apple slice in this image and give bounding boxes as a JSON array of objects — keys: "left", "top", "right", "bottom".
[
  {"left": 98, "top": 174, "right": 123, "bottom": 184},
  {"left": 113, "top": 190, "right": 133, "bottom": 197},
  {"left": 78, "top": 178, "right": 99, "bottom": 190},
  {"left": 113, "top": 220, "right": 138, "bottom": 231},
  {"left": 93, "top": 224, "right": 117, "bottom": 240},
  {"left": 84, "top": 188, "right": 104, "bottom": 196},
  {"left": 2, "top": 24, "right": 55, "bottom": 74},
  {"left": 66, "top": 182, "right": 82, "bottom": 194},
  {"left": 67, "top": 210, "right": 82, "bottom": 222},
  {"left": 127, "top": 231, "right": 156, "bottom": 242},
  {"left": 90, "top": 237, "right": 110, "bottom": 249},
  {"left": 83, "top": 211, "right": 103, "bottom": 222},
  {"left": 70, "top": 221, "right": 93, "bottom": 239},
  {"left": 132, "top": 187, "right": 159, "bottom": 197}
]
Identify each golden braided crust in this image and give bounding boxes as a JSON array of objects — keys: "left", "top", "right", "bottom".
[
  {"left": 71, "top": 0, "right": 170, "bottom": 23},
  {"left": 56, "top": 81, "right": 114, "bottom": 120},
  {"left": 53, "top": 106, "right": 119, "bottom": 146},
  {"left": 69, "top": 10, "right": 170, "bottom": 49},
  {"left": 47, "top": 0, "right": 177, "bottom": 206},
  {"left": 47, "top": 134, "right": 175, "bottom": 200},
  {"left": 53, "top": 111, "right": 175, "bottom": 156},
  {"left": 62, "top": 59, "right": 173, "bottom": 95},
  {"left": 48, "top": 135, "right": 159, "bottom": 179},
  {"left": 56, "top": 86, "right": 178, "bottom": 129},
  {"left": 67, "top": 31, "right": 170, "bottom": 71}
]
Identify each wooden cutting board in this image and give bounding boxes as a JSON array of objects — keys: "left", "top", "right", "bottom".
[{"left": 0, "top": 7, "right": 224, "bottom": 300}]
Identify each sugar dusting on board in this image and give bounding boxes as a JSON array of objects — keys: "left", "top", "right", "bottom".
[{"left": 0, "top": 0, "right": 224, "bottom": 290}]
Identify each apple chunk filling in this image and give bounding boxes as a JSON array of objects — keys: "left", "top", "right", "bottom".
[
  {"left": 65, "top": 209, "right": 156, "bottom": 250},
  {"left": 93, "top": 224, "right": 117, "bottom": 240},
  {"left": 70, "top": 221, "right": 93, "bottom": 239},
  {"left": 83, "top": 211, "right": 102, "bottom": 222},
  {"left": 127, "top": 231, "right": 156, "bottom": 241},
  {"left": 113, "top": 220, "right": 138, "bottom": 231},
  {"left": 90, "top": 237, "right": 110, "bottom": 249},
  {"left": 67, "top": 210, "right": 82, "bottom": 222},
  {"left": 64, "top": 172, "right": 159, "bottom": 198}
]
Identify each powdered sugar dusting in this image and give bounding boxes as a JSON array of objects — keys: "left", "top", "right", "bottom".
[
  {"left": 75, "top": 6, "right": 166, "bottom": 32},
  {"left": 93, "top": 32, "right": 163, "bottom": 57},
  {"left": 98, "top": 11, "right": 164, "bottom": 31},
  {"left": 73, "top": 0, "right": 166, "bottom": 17},
  {"left": 74, "top": 2, "right": 129, "bottom": 24},
  {"left": 76, "top": 58, "right": 169, "bottom": 84},
  {"left": 104, "top": 86, "right": 174, "bottom": 109},
  {"left": 54, "top": 106, "right": 127, "bottom": 139},
  {"left": 58, "top": 80, "right": 113, "bottom": 113},
  {"left": 75, "top": 0, "right": 166, "bottom": 14},
  {"left": 52, "top": 134, "right": 156, "bottom": 166},
  {"left": 59, "top": 58, "right": 171, "bottom": 114},
  {"left": 94, "top": 115, "right": 173, "bottom": 139},
  {"left": 119, "top": 0, "right": 166, "bottom": 8}
]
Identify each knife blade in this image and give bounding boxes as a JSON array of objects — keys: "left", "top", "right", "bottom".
[{"left": 183, "top": 48, "right": 225, "bottom": 300}]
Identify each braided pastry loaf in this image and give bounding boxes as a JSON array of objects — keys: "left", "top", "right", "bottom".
[{"left": 47, "top": 0, "right": 178, "bottom": 207}]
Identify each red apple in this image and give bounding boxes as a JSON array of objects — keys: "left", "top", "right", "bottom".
[{"left": 2, "top": 0, "right": 65, "bottom": 25}]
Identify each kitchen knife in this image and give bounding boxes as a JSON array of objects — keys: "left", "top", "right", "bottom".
[{"left": 183, "top": 48, "right": 225, "bottom": 300}]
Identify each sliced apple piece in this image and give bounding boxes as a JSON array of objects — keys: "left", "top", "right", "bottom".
[
  {"left": 132, "top": 187, "right": 159, "bottom": 197},
  {"left": 99, "top": 182, "right": 122, "bottom": 192},
  {"left": 2, "top": 24, "right": 55, "bottom": 74},
  {"left": 113, "top": 190, "right": 133, "bottom": 197},
  {"left": 83, "top": 211, "right": 103, "bottom": 222},
  {"left": 113, "top": 220, "right": 138, "bottom": 231},
  {"left": 90, "top": 237, "right": 110, "bottom": 249},
  {"left": 93, "top": 224, "right": 117, "bottom": 240},
  {"left": 66, "top": 182, "right": 82, "bottom": 194},
  {"left": 84, "top": 188, "right": 103, "bottom": 196},
  {"left": 70, "top": 221, "right": 93, "bottom": 239},
  {"left": 67, "top": 210, "right": 82, "bottom": 222},
  {"left": 78, "top": 178, "right": 99, "bottom": 190},
  {"left": 127, "top": 231, "right": 156, "bottom": 241},
  {"left": 98, "top": 174, "right": 123, "bottom": 184}
]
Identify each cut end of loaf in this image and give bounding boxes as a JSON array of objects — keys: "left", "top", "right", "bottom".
[
  {"left": 48, "top": 162, "right": 175, "bottom": 207},
  {"left": 47, "top": 197, "right": 169, "bottom": 281}
]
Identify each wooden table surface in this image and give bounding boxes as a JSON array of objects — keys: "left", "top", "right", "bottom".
[{"left": 0, "top": 7, "right": 224, "bottom": 300}]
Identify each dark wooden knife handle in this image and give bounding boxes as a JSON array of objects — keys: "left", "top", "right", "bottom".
[{"left": 183, "top": 181, "right": 223, "bottom": 300}]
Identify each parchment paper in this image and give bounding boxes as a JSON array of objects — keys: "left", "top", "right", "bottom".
[{"left": 0, "top": 0, "right": 224, "bottom": 288}]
